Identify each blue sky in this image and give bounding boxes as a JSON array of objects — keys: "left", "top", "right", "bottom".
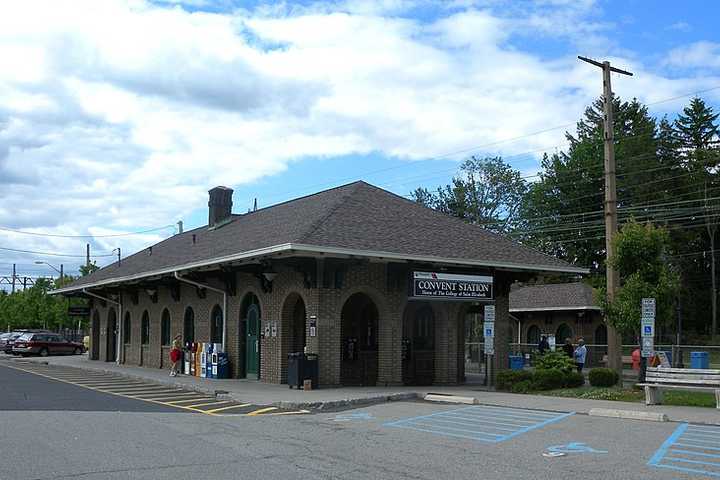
[{"left": 0, "top": 0, "right": 719, "bottom": 279}]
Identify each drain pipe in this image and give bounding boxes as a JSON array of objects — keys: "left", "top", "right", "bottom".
[
  {"left": 174, "top": 272, "right": 227, "bottom": 353},
  {"left": 83, "top": 288, "right": 122, "bottom": 365}
]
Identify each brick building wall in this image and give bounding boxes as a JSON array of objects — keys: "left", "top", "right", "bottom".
[{"left": 87, "top": 261, "right": 513, "bottom": 387}]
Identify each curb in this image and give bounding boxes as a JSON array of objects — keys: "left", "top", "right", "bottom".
[
  {"left": 272, "top": 392, "right": 420, "bottom": 411},
  {"left": 589, "top": 407, "right": 668, "bottom": 422},
  {"left": 424, "top": 393, "right": 478, "bottom": 405}
]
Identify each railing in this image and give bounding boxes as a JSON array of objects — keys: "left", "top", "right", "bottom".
[{"left": 465, "top": 342, "right": 720, "bottom": 369}]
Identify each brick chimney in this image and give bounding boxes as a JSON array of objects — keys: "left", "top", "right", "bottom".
[{"left": 208, "top": 186, "right": 233, "bottom": 228}]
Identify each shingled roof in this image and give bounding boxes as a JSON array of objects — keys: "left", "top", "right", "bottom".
[
  {"left": 56, "top": 181, "right": 586, "bottom": 293},
  {"left": 509, "top": 282, "right": 599, "bottom": 312}
]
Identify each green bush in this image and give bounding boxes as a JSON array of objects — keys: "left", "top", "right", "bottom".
[
  {"left": 563, "top": 371, "right": 585, "bottom": 388},
  {"left": 510, "top": 380, "right": 534, "bottom": 394},
  {"left": 532, "top": 368, "right": 566, "bottom": 391},
  {"left": 589, "top": 368, "right": 619, "bottom": 387},
  {"left": 496, "top": 370, "right": 533, "bottom": 391},
  {"left": 534, "top": 351, "right": 576, "bottom": 374}
]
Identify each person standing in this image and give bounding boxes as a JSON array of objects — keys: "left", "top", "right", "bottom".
[
  {"left": 538, "top": 335, "right": 550, "bottom": 355},
  {"left": 574, "top": 338, "right": 587, "bottom": 373},
  {"left": 169, "top": 334, "right": 182, "bottom": 377},
  {"left": 563, "top": 338, "right": 574, "bottom": 359}
]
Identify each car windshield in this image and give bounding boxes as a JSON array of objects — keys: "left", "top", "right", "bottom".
[{"left": 17, "top": 333, "right": 34, "bottom": 341}]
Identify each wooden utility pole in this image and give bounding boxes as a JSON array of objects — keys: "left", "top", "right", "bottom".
[
  {"left": 579, "top": 56, "right": 633, "bottom": 374},
  {"left": 11, "top": 263, "right": 16, "bottom": 293},
  {"left": 86, "top": 243, "right": 90, "bottom": 268}
]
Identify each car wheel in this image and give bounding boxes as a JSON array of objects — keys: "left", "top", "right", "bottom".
[
  {"left": 74, "top": 347, "right": 81, "bottom": 355},
  {"left": 39, "top": 348, "right": 49, "bottom": 357}
]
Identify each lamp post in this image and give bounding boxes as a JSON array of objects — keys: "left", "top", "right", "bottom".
[{"left": 35, "top": 261, "right": 63, "bottom": 282}]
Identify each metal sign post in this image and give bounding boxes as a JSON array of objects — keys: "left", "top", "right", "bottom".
[
  {"left": 640, "top": 298, "right": 656, "bottom": 382},
  {"left": 484, "top": 305, "right": 495, "bottom": 386}
]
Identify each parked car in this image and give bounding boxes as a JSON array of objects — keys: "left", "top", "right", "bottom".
[
  {"left": 0, "top": 332, "right": 13, "bottom": 351},
  {"left": 3, "top": 330, "right": 51, "bottom": 354},
  {"left": 12, "top": 332, "right": 85, "bottom": 357}
]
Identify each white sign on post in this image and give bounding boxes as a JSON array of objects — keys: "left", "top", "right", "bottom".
[
  {"left": 483, "top": 304, "right": 495, "bottom": 356},
  {"left": 641, "top": 298, "right": 656, "bottom": 358}
]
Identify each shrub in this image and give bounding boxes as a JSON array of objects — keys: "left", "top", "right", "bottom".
[
  {"left": 534, "top": 351, "right": 576, "bottom": 374},
  {"left": 589, "top": 368, "right": 619, "bottom": 387},
  {"left": 510, "top": 380, "right": 534, "bottom": 394},
  {"left": 563, "top": 371, "right": 585, "bottom": 388},
  {"left": 532, "top": 368, "right": 566, "bottom": 391},
  {"left": 496, "top": 370, "right": 533, "bottom": 391}
]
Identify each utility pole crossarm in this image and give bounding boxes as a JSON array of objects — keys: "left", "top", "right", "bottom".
[{"left": 578, "top": 56, "right": 634, "bottom": 76}]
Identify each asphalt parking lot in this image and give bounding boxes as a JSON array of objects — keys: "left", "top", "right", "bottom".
[{"left": 0, "top": 360, "right": 715, "bottom": 480}]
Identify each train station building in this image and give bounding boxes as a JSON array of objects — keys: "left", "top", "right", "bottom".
[{"left": 55, "top": 181, "right": 585, "bottom": 387}]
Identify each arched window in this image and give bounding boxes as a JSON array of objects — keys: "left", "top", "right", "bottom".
[
  {"left": 556, "top": 324, "right": 573, "bottom": 343},
  {"left": 210, "top": 305, "right": 223, "bottom": 344},
  {"left": 123, "top": 312, "right": 132, "bottom": 344},
  {"left": 141, "top": 311, "right": 150, "bottom": 345},
  {"left": 161, "top": 309, "right": 171, "bottom": 346},
  {"left": 527, "top": 325, "right": 541, "bottom": 345},
  {"left": 183, "top": 307, "right": 195, "bottom": 344},
  {"left": 594, "top": 324, "right": 608, "bottom": 345}
]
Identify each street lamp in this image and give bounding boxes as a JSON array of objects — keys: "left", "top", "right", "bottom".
[{"left": 35, "top": 261, "right": 63, "bottom": 281}]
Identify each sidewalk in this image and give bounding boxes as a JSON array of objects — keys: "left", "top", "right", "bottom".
[{"left": 4, "top": 354, "right": 719, "bottom": 425}]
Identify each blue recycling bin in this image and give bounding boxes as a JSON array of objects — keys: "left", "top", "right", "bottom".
[
  {"left": 509, "top": 355, "right": 524, "bottom": 371},
  {"left": 690, "top": 351, "right": 709, "bottom": 369}
]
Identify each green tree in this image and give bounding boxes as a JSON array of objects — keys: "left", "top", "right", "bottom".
[
  {"left": 411, "top": 156, "right": 527, "bottom": 232},
  {"left": 79, "top": 261, "right": 99, "bottom": 277},
  {"left": 674, "top": 98, "right": 720, "bottom": 337},
  {"left": 598, "top": 220, "right": 679, "bottom": 335}
]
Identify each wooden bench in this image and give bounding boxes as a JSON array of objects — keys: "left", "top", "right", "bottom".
[
  {"left": 637, "top": 367, "right": 720, "bottom": 409},
  {"left": 601, "top": 355, "right": 633, "bottom": 366}
]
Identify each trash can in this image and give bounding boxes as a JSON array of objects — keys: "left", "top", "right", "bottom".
[
  {"left": 287, "top": 352, "right": 304, "bottom": 389},
  {"left": 690, "top": 351, "right": 709, "bottom": 369},
  {"left": 509, "top": 355, "right": 524, "bottom": 371},
  {"left": 304, "top": 353, "right": 319, "bottom": 389}
]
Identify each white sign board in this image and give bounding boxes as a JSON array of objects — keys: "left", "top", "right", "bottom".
[
  {"left": 483, "top": 320, "right": 495, "bottom": 356},
  {"left": 484, "top": 304, "right": 495, "bottom": 322},
  {"left": 641, "top": 298, "right": 656, "bottom": 318},
  {"left": 641, "top": 298, "right": 656, "bottom": 358}
]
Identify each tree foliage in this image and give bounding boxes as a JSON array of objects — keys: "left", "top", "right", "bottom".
[{"left": 411, "top": 156, "right": 527, "bottom": 232}]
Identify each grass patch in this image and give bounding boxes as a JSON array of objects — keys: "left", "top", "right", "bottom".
[
  {"left": 542, "top": 386, "right": 644, "bottom": 402},
  {"left": 662, "top": 391, "right": 717, "bottom": 408},
  {"left": 539, "top": 386, "right": 716, "bottom": 407}
]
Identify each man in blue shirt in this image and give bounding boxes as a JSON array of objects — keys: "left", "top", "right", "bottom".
[{"left": 574, "top": 338, "right": 587, "bottom": 373}]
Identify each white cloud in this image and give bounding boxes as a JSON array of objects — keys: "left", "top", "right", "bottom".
[
  {"left": 0, "top": 0, "right": 718, "bottom": 271},
  {"left": 665, "top": 41, "right": 720, "bottom": 70}
]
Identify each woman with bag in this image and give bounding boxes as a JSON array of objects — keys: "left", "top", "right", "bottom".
[{"left": 169, "top": 334, "right": 182, "bottom": 377}]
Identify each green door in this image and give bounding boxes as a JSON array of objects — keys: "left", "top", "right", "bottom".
[{"left": 246, "top": 305, "right": 260, "bottom": 378}]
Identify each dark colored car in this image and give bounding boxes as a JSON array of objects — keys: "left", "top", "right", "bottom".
[
  {"left": 3, "top": 330, "right": 51, "bottom": 354},
  {"left": 12, "top": 332, "right": 85, "bottom": 357}
]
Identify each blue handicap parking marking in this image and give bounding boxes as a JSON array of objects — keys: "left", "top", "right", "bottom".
[
  {"left": 547, "top": 442, "right": 607, "bottom": 454},
  {"left": 649, "top": 423, "right": 720, "bottom": 477},
  {"left": 384, "top": 405, "right": 574, "bottom": 443}
]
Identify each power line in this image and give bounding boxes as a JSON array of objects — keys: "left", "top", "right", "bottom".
[
  {"left": 0, "top": 246, "right": 116, "bottom": 258},
  {"left": 0, "top": 224, "right": 175, "bottom": 239}
]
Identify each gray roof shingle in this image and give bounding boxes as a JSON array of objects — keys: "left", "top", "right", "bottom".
[
  {"left": 60, "top": 181, "right": 585, "bottom": 292},
  {"left": 509, "top": 282, "right": 599, "bottom": 311}
]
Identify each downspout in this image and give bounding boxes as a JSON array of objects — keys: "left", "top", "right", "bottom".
[
  {"left": 83, "top": 288, "right": 122, "bottom": 365},
  {"left": 174, "top": 272, "right": 227, "bottom": 353}
]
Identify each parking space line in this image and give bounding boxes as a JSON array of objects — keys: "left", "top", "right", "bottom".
[
  {"left": 386, "top": 405, "right": 573, "bottom": 444},
  {"left": 204, "top": 403, "right": 252, "bottom": 414},
  {"left": 649, "top": 423, "right": 720, "bottom": 477},
  {"left": 164, "top": 397, "right": 217, "bottom": 405},
  {"left": 128, "top": 391, "right": 196, "bottom": 399},
  {"left": 247, "top": 407, "right": 278, "bottom": 416},
  {"left": 184, "top": 400, "right": 232, "bottom": 408}
]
